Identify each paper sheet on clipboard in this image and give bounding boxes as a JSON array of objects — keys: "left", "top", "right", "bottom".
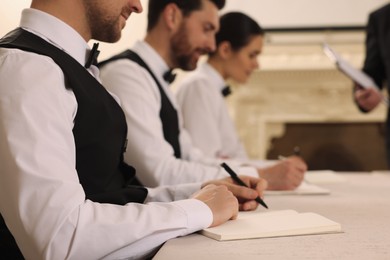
[
  {"left": 323, "top": 43, "right": 378, "bottom": 90},
  {"left": 323, "top": 43, "right": 389, "bottom": 105}
]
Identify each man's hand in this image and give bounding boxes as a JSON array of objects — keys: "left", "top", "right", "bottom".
[
  {"left": 191, "top": 184, "right": 238, "bottom": 227},
  {"left": 354, "top": 86, "right": 382, "bottom": 111},
  {"left": 258, "top": 156, "right": 307, "bottom": 190},
  {"left": 202, "top": 176, "right": 267, "bottom": 211}
]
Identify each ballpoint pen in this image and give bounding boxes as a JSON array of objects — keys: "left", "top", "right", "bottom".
[
  {"left": 293, "top": 146, "right": 301, "bottom": 156},
  {"left": 279, "top": 146, "right": 301, "bottom": 160},
  {"left": 221, "top": 162, "right": 268, "bottom": 209}
]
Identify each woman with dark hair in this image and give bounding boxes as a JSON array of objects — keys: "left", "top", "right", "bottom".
[
  {"left": 177, "top": 12, "right": 264, "bottom": 159},
  {"left": 176, "top": 12, "right": 307, "bottom": 190}
]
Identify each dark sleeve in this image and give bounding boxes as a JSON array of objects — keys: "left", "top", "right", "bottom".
[
  {"left": 362, "top": 12, "right": 386, "bottom": 90},
  {"left": 353, "top": 11, "right": 386, "bottom": 113}
]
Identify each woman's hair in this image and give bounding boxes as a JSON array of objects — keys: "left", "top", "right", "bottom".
[
  {"left": 213, "top": 12, "right": 264, "bottom": 53},
  {"left": 147, "top": 0, "right": 226, "bottom": 31}
]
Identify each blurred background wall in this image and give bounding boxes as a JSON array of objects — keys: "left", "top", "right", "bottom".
[{"left": 2, "top": 0, "right": 389, "bottom": 171}]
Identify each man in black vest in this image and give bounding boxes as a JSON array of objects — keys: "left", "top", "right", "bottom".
[
  {"left": 353, "top": 3, "right": 390, "bottom": 167},
  {"left": 0, "top": 0, "right": 267, "bottom": 259},
  {"left": 100, "top": 0, "right": 306, "bottom": 190}
]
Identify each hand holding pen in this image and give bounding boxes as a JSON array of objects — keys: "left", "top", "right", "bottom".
[
  {"left": 221, "top": 163, "right": 269, "bottom": 209},
  {"left": 274, "top": 146, "right": 307, "bottom": 190}
]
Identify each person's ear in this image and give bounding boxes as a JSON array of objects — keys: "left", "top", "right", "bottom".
[
  {"left": 163, "top": 3, "right": 183, "bottom": 32},
  {"left": 218, "top": 41, "right": 233, "bottom": 60}
]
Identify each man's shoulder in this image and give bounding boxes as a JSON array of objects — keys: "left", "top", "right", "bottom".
[
  {"left": 179, "top": 70, "right": 211, "bottom": 89},
  {"left": 176, "top": 72, "right": 220, "bottom": 107},
  {"left": 100, "top": 51, "right": 146, "bottom": 71},
  {"left": 99, "top": 52, "right": 153, "bottom": 82},
  {"left": 371, "top": 3, "right": 390, "bottom": 18},
  {"left": 0, "top": 47, "right": 63, "bottom": 75}
]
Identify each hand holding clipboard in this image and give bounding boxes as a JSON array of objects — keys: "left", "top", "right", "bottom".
[{"left": 323, "top": 43, "right": 389, "bottom": 106}]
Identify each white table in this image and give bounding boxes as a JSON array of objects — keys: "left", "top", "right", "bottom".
[{"left": 153, "top": 173, "right": 390, "bottom": 260}]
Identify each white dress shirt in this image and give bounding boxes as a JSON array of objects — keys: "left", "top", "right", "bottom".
[
  {"left": 175, "top": 63, "right": 277, "bottom": 170},
  {"left": 0, "top": 9, "right": 213, "bottom": 260},
  {"left": 100, "top": 41, "right": 258, "bottom": 187},
  {"left": 176, "top": 62, "right": 248, "bottom": 159}
]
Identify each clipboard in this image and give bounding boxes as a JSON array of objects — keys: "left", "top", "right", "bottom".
[
  {"left": 323, "top": 43, "right": 389, "bottom": 105},
  {"left": 323, "top": 43, "right": 378, "bottom": 89}
]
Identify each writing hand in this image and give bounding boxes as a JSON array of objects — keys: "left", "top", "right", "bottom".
[
  {"left": 258, "top": 156, "right": 307, "bottom": 190},
  {"left": 191, "top": 184, "right": 238, "bottom": 227},
  {"left": 202, "top": 176, "right": 267, "bottom": 211}
]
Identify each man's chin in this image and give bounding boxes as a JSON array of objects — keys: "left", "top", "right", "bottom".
[
  {"left": 175, "top": 55, "right": 199, "bottom": 71},
  {"left": 183, "top": 64, "right": 197, "bottom": 71},
  {"left": 93, "top": 31, "right": 121, "bottom": 43},
  {"left": 104, "top": 36, "right": 121, "bottom": 44},
  {"left": 184, "top": 59, "right": 200, "bottom": 71}
]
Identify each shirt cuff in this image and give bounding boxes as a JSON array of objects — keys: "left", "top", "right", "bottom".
[
  {"left": 246, "top": 159, "right": 278, "bottom": 169},
  {"left": 236, "top": 166, "right": 258, "bottom": 178},
  {"left": 220, "top": 160, "right": 259, "bottom": 178},
  {"left": 145, "top": 183, "right": 202, "bottom": 203},
  {"left": 173, "top": 199, "right": 213, "bottom": 232},
  {"left": 172, "top": 183, "right": 202, "bottom": 201}
]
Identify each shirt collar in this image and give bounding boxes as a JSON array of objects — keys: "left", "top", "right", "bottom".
[
  {"left": 200, "top": 62, "right": 226, "bottom": 92},
  {"left": 19, "top": 8, "right": 92, "bottom": 67},
  {"left": 131, "top": 40, "right": 171, "bottom": 86}
]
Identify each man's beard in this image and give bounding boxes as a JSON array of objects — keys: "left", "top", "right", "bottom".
[
  {"left": 92, "top": 19, "right": 121, "bottom": 43},
  {"left": 84, "top": 2, "right": 122, "bottom": 42},
  {"left": 170, "top": 23, "right": 207, "bottom": 71}
]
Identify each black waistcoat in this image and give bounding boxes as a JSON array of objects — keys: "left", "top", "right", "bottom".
[
  {"left": 99, "top": 50, "right": 182, "bottom": 158},
  {"left": 0, "top": 28, "right": 147, "bottom": 257}
]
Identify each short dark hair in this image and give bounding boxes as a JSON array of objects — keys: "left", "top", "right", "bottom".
[
  {"left": 214, "top": 12, "right": 264, "bottom": 53},
  {"left": 147, "top": 0, "right": 226, "bottom": 31}
]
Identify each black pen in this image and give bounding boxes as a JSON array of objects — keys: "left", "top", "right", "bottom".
[
  {"left": 279, "top": 146, "right": 301, "bottom": 160},
  {"left": 293, "top": 146, "right": 301, "bottom": 156},
  {"left": 221, "top": 162, "right": 268, "bottom": 209}
]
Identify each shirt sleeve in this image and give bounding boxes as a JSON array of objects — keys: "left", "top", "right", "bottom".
[
  {"left": 145, "top": 183, "right": 202, "bottom": 202},
  {"left": 0, "top": 49, "right": 212, "bottom": 260},
  {"left": 100, "top": 59, "right": 230, "bottom": 187}
]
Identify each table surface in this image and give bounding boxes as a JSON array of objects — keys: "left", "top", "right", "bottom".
[{"left": 153, "top": 173, "right": 390, "bottom": 260}]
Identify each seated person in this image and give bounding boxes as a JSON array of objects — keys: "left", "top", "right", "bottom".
[
  {"left": 100, "top": 1, "right": 306, "bottom": 191},
  {"left": 0, "top": 1, "right": 266, "bottom": 259}
]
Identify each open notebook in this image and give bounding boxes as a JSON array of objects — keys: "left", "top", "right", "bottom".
[
  {"left": 265, "top": 181, "right": 330, "bottom": 195},
  {"left": 201, "top": 209, "right": 342, "bottom": 241},
  {"left": 264, "top": 170, "right": 348, "bottom": 195},
  {"left": 305, "top": 170, "right": 346, "bottom": 184}
]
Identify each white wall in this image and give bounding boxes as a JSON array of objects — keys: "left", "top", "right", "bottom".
[
  {"left": 0, "top": 0, "right": 149, "bottom": 59},
  {"left": 2, "top": 1, "right": 389, "bottom": 58},
  {"left": 223, "top": 0, "right": 389, "bottom": 29}
]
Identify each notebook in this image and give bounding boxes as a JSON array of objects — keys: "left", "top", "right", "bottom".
[
  {"left": 305, "top": 170, "right": 346, "bottom": 184},
  {"left": 201, "top": 209, "right": 342, "bottom": 241},
  {"left": 265, "top": 181, "right": 330, "bottom": 195}
]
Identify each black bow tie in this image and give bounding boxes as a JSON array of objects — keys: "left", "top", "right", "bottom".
[
  {"left": 85, "top": 42, "right": 100, "bottom": 68},
  {"left": 221, "top": 85, "right": 232, "bottom": 97},
  {"left": 163, "top": 69, "right": 177, "bottom": 84}
]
